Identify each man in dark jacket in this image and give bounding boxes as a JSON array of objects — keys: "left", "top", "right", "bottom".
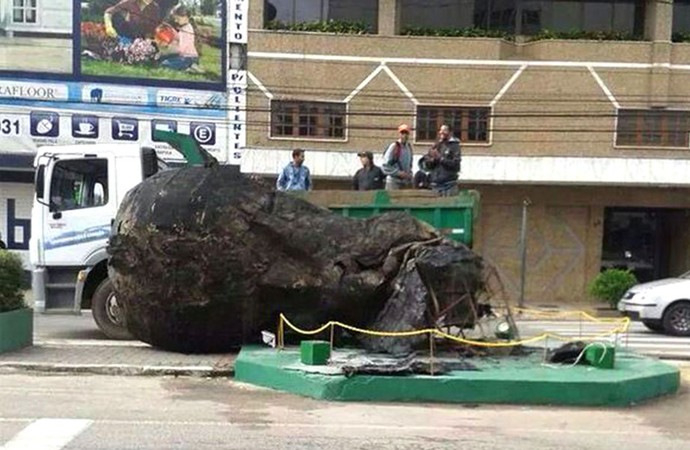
[
  {"left": 353, "top": 151, "right": 385, "bottom": 191},
  {"left": 418, "top": 124, "right": 461, "bottom": 196}
]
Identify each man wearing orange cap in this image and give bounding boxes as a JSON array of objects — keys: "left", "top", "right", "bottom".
[{"left": 381, "top": 124, "right": 413, "bottom": 190}]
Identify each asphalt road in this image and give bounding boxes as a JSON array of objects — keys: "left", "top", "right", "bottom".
[
  {"left": 518, "top": 320, "right": 690, "bottom": 359},
  {"left": 1, "top": 371, "right": 690, "bottom": 450}
]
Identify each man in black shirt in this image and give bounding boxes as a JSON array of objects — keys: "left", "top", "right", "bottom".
[
  {"left": 353, "top": 151, "right": 385, "bottom": 191},
  {"left": 418, "top": 124, "right": 461, "bottom": 196}
]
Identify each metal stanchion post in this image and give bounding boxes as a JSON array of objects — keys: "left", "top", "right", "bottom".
[
  {"left": 518, "top": 198, "right": 531, "bottom": 309},
  {"left": 278, "top": 317, "right": 284, "bottom": 350},
  {"left": 614, "top": 332, "right": 619, "bottom": 352},
  {"left": 429, "top": 332, "right": 435, "bottom": 376},
  {"left": 329, "top": 323, "right": 335, "bottom": 354}
]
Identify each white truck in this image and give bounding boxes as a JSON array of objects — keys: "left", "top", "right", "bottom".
[{"left": 29, "top": 132, "right": 213, "bottom": 338}]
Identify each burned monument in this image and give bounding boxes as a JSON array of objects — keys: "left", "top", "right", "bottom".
[{"left": 107, "top": 166, "right": 490, "bottom": 354}]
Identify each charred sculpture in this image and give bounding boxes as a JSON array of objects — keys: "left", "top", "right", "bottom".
[{"left": 107, "top": 166, "right": 487, "bottom": 354}]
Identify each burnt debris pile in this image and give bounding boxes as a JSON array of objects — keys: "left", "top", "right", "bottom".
[{"left": 108, "top": 166, "right": 497, "bottom": 354}]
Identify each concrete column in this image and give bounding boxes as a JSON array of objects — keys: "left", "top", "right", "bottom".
[
  {"left": 644, "top": 0, "right": 673, "bottom": 42},
  {"left": 249, "top": 0, "right": 265, "bottom": 30},
  {"left": 378, "top": 0, "right": 401, "bottom": 36},
  {"left": 644, "top": 1, "right": 673, "bottom": 107}
]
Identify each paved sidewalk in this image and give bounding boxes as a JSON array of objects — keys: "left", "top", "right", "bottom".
[{"left": 0, "top": 312, "right": 236, "bottom": 376}]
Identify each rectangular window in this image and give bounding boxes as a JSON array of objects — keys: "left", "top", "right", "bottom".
[
  {"left": 12, "top": 0, "right": 37, "bottom": 24},
  {"left": 404, "top": 0, "right": 644, "bottom": 36},
  {"left": 267, "top": 0, "right": 378, "bottom": 32},
  {"left": 416, "top": 106, "right": 490, "bottom": 143},
  {"left": 49, "top": 159, "right": 109, "bottom": 212},
  {"left": 271, "top": 101, "right": 346, "bottom": 140},
  {"left": 674, "top": 0, "right": 690, "bottom": 36},
  {"left": 616, "top": 110, "right": 690, "bottom": 148},
  {"left": 402, "top": 0, "right": 477, "bottom": 30}
]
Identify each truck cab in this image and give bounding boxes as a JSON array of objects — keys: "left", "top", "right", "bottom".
[{"left": 30, "top": 144, "right": 161, "bottom": 339}]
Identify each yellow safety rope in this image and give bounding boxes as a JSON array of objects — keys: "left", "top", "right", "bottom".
[{"left": 278, "top": 308, "right": 630, "bottom": 349}]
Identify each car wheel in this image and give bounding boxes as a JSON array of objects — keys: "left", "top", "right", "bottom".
[
  {"left": 642, "top": 320, "right": 664, "bottom": 332},
  {"left": 92, "top": 278, "right": 133, "bottom": 340},
  {"left": 662, "top": 302, "right": 690, "bottom": 337}
]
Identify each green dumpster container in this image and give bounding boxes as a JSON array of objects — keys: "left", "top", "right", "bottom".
[{"left": 327, "top": 190, "right": 479, "bottom": 247}]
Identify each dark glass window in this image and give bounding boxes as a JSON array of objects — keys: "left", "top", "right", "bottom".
[
  {"left": 49, "top": 159, "right": 109, "bottom": 212},
  {"left": 272, "top": 101, "right": 346, "bottom": 140},
  {"left": 266, "top": 0, "right": 378, "bottom": 32},
  {"left": 401, "top": 0, "right": 477, "bottom": 30},
  {"left": 673, "top": 0, "right": 690, "bottom": 36},
  {"left": 416, "top": 106, "right": 490, "bottom": 143},
  {"left": 518, "top": 0, "right": 644, "bottom": 36},
  {"left": 401, "top": 0, "right": 644, "bottom": 36},
  {"left": 616, "top": 110, "right": 690, "bottom": 148}
]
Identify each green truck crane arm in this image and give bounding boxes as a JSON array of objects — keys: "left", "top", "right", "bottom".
[{"left": 152, "top": 130, "right": 219, "bottom": 167}]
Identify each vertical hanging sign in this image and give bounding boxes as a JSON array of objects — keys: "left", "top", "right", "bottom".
[{"left": 228, "top": 0, "right": 249, "bottom": 165}]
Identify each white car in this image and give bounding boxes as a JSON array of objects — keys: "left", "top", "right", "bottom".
[{"left": 618, "top": 271, "right": 690, "bottom": 336}]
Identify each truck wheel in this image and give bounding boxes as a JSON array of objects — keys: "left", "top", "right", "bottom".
[
  {"left": 662, "top": 302, "right": 690, "bottom": 337},
  {"left": 642, "top": 320, "right": 664, "bottom": 333},
  {"left": 92, "top": 278, "right": 132, "bottom": 340}
]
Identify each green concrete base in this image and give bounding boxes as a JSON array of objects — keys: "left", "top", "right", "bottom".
[
  {"left": 235, "top": 346, "right": 680, "bottom": 407},
  {"left": 0, "top": 308, "right": 33, "bottom": 354}
]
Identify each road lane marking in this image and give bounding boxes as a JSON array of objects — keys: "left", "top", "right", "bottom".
[{"left": 1, "top": 418, "right": 92, "bottom": 450}]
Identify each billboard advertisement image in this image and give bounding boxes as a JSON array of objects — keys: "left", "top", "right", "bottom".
[{"left": 79, "top": 0, "right": 225, "bottom": 87}]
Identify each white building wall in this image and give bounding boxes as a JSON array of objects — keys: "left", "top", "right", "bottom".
[{"left": 0, "top": 0, "right": 72, "bottom": 34}]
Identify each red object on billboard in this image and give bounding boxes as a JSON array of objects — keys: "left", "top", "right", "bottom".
[{"left": 155, "top": 24, "right": 176, "bottom": 45}]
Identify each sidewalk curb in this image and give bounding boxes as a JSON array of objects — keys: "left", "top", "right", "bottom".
[{"left": 0, "top": 362, "right": 234, "bottom": 377}]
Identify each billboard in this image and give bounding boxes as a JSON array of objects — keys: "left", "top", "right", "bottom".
[
  {"left": 79, "top": 0, "right": 225, "bottom": 88},
  {"left": 0, "top": 0, "right": 226, "bottom": 90}
]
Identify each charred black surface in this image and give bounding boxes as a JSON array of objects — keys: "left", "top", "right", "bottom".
[{"left": 107, "top": 166, "right": 451, "bottom": 353}]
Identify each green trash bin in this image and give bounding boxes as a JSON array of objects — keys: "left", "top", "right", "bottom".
[{"left": 328, "top": 190, "right": 479, "bottom": 247}]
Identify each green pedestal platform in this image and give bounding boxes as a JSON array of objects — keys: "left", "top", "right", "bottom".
[{"left": 235, "top": 346, "right": 680, "bottom": 407}]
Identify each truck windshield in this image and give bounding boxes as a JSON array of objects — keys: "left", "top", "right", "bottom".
[{"left": 50, "top": 159, "right": 108, "bottom": 211}]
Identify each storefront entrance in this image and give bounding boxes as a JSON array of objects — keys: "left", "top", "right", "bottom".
[{"left": 601, "top": 208, "right": 689, "bottom": 283}]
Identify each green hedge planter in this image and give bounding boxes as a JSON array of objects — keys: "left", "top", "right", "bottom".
[{"left": 0, "top": 308, "right": 33, "bottom": 353}]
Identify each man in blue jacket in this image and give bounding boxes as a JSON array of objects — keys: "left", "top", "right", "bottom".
[
  {"left": 418, "top": 125, "right": 461, "bottom": 196},
  {"left": 276, "top": 149, "right": 312, "bottom": 191}
]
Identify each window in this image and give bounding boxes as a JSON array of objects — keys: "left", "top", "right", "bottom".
[
  {"left": 416, "top": 106, "right": 490, "bottom": 143},
  {"left": 674, "top": 0, "right": 690, "bottom": 36},
  {"left": 517, "top": 0, "right": 645, "bottom": 36},
  {"left": 403, "top": 0, "right": 644, "bottom": 36},
  {"left": 401, "top": 0, "right": 476, "bottom": 30},
  {"left": 49, "top": 159, "right": 108, "bottom": 212},
  {"left": 616, "top": 110, "right": 690, "bottom": 148},
  {"left": 271, "top": 101, "right": 346, "bottom": 139},
  {"left": 12, "top": 0, "right": 37, "bottom": 24},
  {"left": 266, "top": 0, "right": 378, "bottom": 32},
  {"left": 473, "top": 0, "right": 518, "bottom": 33}
]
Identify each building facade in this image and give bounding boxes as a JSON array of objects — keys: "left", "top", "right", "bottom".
[{"left": 242, "top": 0, "right": 690, "bottom": 305}]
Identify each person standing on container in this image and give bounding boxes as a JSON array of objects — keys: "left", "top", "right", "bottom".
[
  {"left": 353, "top": 151, "right": 385, "bottom": 191},
  {"left": 382, "top": 124, "right": 413, "bottom": 190},
  {"left": 277, "top": 149, "right": 312, "bottom": 191},
  {"left": 418, "top": 124, "right": 461, "bottom": 196}
]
